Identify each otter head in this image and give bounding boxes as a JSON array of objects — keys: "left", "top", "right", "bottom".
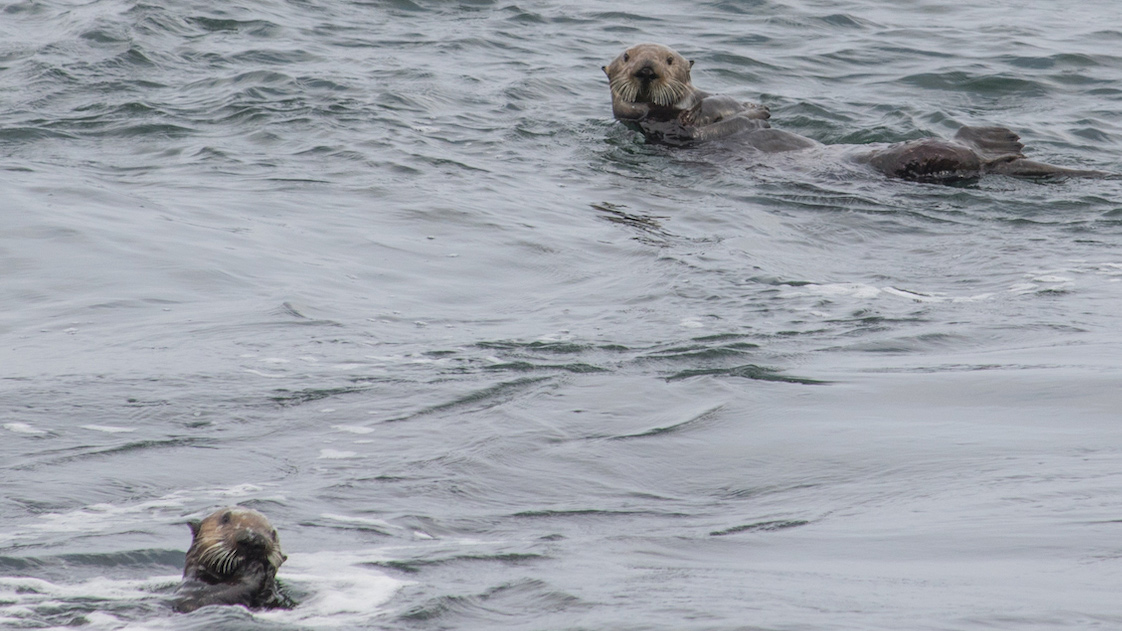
[
  {"left": 183, "top": 507, "right": 287, "bottom": 583},
  {"left": 602, "top": 43, "right": 695, "bottom": 107}
]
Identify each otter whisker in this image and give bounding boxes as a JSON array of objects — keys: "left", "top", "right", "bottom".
[
  {"left": 650, "top": 80, "right": 689, "bottom": 107},
  {"left": 609, "top": 77, "right": 639, "bottom": 103},
  {"left": 196, "top": 543, "right": 243, "bottom": 577},
  {"left": 267, "top": 549, "right": 285, "bottom": 570}
]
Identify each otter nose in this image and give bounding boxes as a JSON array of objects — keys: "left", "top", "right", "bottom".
[
  {"left": 634, "top": 65, "right": 656, "bottom": 80},
  {"left": 236, "top": 529, "right": 268, "bottom": 550}
]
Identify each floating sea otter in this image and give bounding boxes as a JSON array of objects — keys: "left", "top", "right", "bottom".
[
  {"left": 173, "top": 506, "right": 295, "bottom": 613},
  {"left": 603, "top": 43, "right": 1104, "bottom": 181}
]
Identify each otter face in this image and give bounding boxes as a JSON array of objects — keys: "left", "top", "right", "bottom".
[
  {"left": 602, "top": 43, "right": 695, "bottom": 107},
  {"left": 184, "top": 507, "right": 287, "bottom": 582}
]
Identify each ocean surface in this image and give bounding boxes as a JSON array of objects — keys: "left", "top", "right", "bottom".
[{"left": 3, "top": 0, "right": 1122, "bottom": 629}]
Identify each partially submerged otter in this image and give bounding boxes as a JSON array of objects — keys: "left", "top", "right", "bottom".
[
  {"left": 173, "top": 506, "right": 294, "bottom": 613},
  {"left": 603, "top": 43, "right": 1103, "bottom": 182}
]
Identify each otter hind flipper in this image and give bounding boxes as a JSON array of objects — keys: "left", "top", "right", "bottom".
[
  {"left": 954, "top": 126, "right": 1107, "bottom": 178},
  {"left": 953, "top": 126, "right": 1025, "bottom": 163}
]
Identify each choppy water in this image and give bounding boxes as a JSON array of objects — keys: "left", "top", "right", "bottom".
[{"left": 3, "top": 0, "right": 1122, "bottom": 629}]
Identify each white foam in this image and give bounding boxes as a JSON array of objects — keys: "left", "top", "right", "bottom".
[
  {"left": 256, "top": 549, "right": 409, "bottom": 627},
  {"left": 3, "top": 422, "right": 47, "bottom": 435},
  {"left": 0, "top": 546, "right": 406, "bottom": 629},
  {"left": 1031, "top": 274, "right": 1072, "bottom": 283},
  {"left": 81, "top": 425, "right": 137, "bottom": 433},
  {"left": 318, "top": 449, "right": 360, "bottom": 459},
  {"left": 882, "top": 287, "right": 993, "bottom": 303},
  {"left": 6, "top": 484, "right": 274, "bottom": 541},
  {"left": 320, "top": 513, "right": 399, "bottom": 531},
  {"left": 882, "top": 286, "right": 940, "bottom": 302},
  {"left": 331, "top": 425, "right": 374, "bottom": 434},
  {"left": 803, "top": 282, "right": 882, "bottom": 299},
  {"left": 0, "top": 575, "right": 180, "bottom": 631},
  {"left": 243, "top": 368, "right": 286, "bottom": 378}
]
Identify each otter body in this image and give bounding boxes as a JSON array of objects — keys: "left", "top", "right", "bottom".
[
  {"left": 173, "top": 507, "right": 294, "bottom": 613},
  {"left": 603, "top": 43, "right": 1102, "bottom": 181},
  {"left": 603, "top": 43, "right": 812, "bottom": 151}
]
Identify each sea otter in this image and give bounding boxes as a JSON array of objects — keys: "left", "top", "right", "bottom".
[
  {"left": 172, "top": 506, "right": 294, "bottom": 613},
  {"left": 603, "top": 43, "right": 1104, "bottom": 181}
]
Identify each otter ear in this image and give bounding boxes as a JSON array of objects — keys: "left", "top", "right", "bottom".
[
  {"left": 187, "top": 519, "right": 202, "bottom": 539},
  {"left": 602, "top": 65, "right": 609, "bottom": 77},
  {"left": 689, "top": 59, "right": 695, "bottom": 68}
]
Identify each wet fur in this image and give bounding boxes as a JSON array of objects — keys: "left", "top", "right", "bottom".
[
  {"left": 173, "top": 507, "right": 294, "bottom": 613},
  {"left": 603, "top": 44, "right": 696, "bottom": 112},
  {"left": 604, "top": 43, "right": 1104, "bottom": 181}
]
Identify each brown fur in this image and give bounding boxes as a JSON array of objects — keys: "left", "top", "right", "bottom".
[
  {"left": 603, "top": 43, "right": 1105, "bottom": 180},
  {"left": 602, "top": 43, "right": 780, "bottom": 146},
  {"left": 173, "top": 507, "right": 293, "bottom": 613},
  {"left": 602, "top": 44, "right": 700, "bottom": 121}
]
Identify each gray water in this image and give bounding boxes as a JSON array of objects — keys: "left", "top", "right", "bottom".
[{"left": 3, "top": 0, "right": 1122, "bottom": 629}]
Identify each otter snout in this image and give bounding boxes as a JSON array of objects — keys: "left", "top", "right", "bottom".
[
  {"left": 634, "top": 64, "right": 657, "bottom": 80},
  {"left": 236, "top": 528, "right": 270, "bottom": 551}
]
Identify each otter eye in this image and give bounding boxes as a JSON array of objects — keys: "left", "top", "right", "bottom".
[
  {"left": 667, "top": 56, "right": 674, "bottom": 65},
  {"left": 623, "top": 53, "right": 629, "bottom": 62},
  {"left": 221, "top": 512, "right": 232, "bottom": 525}
]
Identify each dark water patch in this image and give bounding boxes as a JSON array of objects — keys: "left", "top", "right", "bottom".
[
  {"left": 719, "top": 482, "right": 822, "bottom": 500},
  {"left": 484, "top": 361, "right": 606, "bottom": 374},
  {"left": 376, "top": 552, "right": 546, "bottom": 574},
  {"left": 11, "top": 439, "right": 208, "bottom": 472},
  {"left": 186, "top": 16, "right": 283, "bottom": 37},
  {"left": 385, "top": 377, "right": 553, "bottom": 422},
  {"left": 371, "top": 0, "right": 427, "bottom": 12},
  {"left": 644, "top": 342, "right": 760, "bottom": 361},
  {"left": 588, "top": 11, "right": 666, "bottom": 22},
  {"left": 610, "top": 404, "right": 724, "bottom": 440},
  {"left": 591, "top": 202, "right": 674, "bottom": 242},
  {"left": 815, "top": 13, "right": 876, "bottom": 29},
  {"left": 1087, "top": 87, "right": 1122, "bottom": 96},
  {"left": 78, "top": 27, "right": 130, "bottom": 46},
  {"left": 510, "top": 508, "right": 689, "bottom": 520},
  {"left": 270, "top": 386, "right": 369, "bottom": 407},
  {"left": 1069, "top": 127, "right": 1113, "bottom": 143},
  {"left": 1005, "top": 53, "right": 1108, "bottom": 70},
  {"left": 691, "top": 333, "right": 759, "bottom": 344},
  {"left": 0, "top": 549, "right": 183, "bottom": 574},
  {"left": 2, "top": 0, "right": 48, "bottom": 16},
  {"left": 477, "top": 341, "right": 595, "bottom": 354},
  {"left": 666, "top": 364, "right": 827, "bottom": 385},
  {"left": 899, "top": 71, "right": 1048, "bottom": 98},
  {"left": 227, "top": 49, "right": 323, "bottom": 67},
  {"left": 0, "top": 125, "right": 79, "bottom": 141},
  {"left": 102, "top": 122, "right": 197, "bottom": 139},
  {"left": 124, "top": 396, "right": 171, "bottom": 408},
  {"left": 833, "top": 126, "right": 929, "bottom": 145},
  {"left": 704, "top": 0, "right": 773, "bottom": 16},
  {"left": 747, "top": 276, "right": 814, "bottom": 288},
  {"left": 781, "top": 101, "right": 858, "bottom": 126},
  {"left": 399, "top": 579, "right": 584, "bottom": 623},
  {"left": 710, "top": 519, "right": 810, "bottom": 536},
  {"left": 501, "top": 6, "right": 546, "bottom": 26}
]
